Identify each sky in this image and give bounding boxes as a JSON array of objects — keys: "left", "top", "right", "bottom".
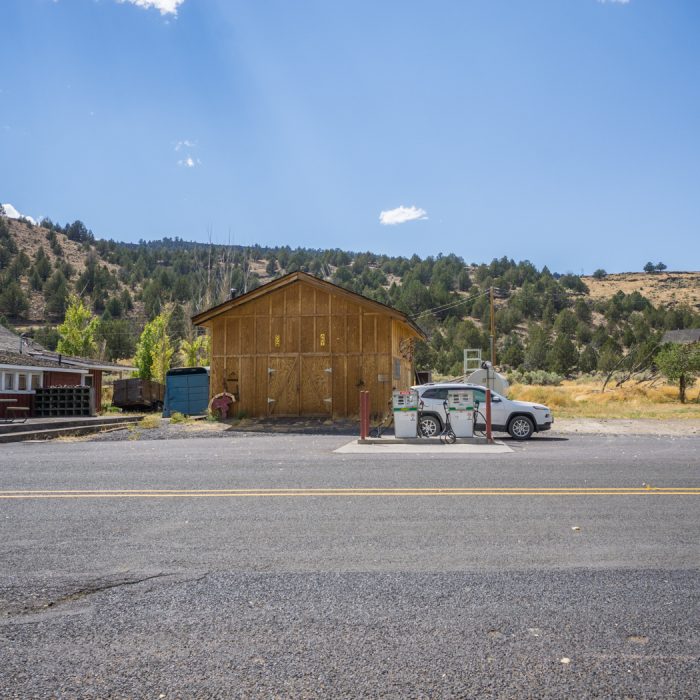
[{"left": 1, "top": 0, "right": 699, "bottom": 273}]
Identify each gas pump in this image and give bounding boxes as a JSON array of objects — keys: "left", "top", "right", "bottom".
[
  {"left": 392, "top": 389, "right": 419, "bottom": 438},
  {"left": 447, "top": 389, "right": 474, "bottom": 438}
]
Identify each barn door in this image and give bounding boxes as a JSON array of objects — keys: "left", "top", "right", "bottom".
[
  {"left": 267, "top": 357, "right": 299, "bottom": 416},
  {"left": 300, "top": 356, "right": 332, "bottom": 415}
]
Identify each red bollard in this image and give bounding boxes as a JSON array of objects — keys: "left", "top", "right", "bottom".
[
  {"left": 485, "top": 388, "right": 493, "bottom": 444},
  {"left": 359, "top": 390, "right": 369, "bottom": 440}
]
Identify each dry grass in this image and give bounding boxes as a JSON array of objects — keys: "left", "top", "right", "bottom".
[
  {"left": 138, "top": 414, "right": 162, "bottom": 429},
  {"left": 509, "top": 380, "right": 700, "bottom": 420}
]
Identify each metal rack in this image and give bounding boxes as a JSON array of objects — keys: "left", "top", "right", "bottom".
[{"left": 33, "top": 386, "right": 94, "bottom": 417}]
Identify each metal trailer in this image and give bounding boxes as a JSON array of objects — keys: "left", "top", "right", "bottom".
[
  {"left": 112, "top": 378, "right": 165, "bottom": 411},
  {"left": 392, "top": 389, "right": 419, "bottom": 438},
  {"left": 162, "top": 367, "right": 210, "bottom": 418}
]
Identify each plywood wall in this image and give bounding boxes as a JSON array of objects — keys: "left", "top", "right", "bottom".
[{"left": 206, "top": 279, "right": 418, "bottom": 418}]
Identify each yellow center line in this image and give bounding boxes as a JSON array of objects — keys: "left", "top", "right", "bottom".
[{"left": 0, "top": 487, "right": 698, "bottom": 499}]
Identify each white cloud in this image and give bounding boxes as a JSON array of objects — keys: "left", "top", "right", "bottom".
[
  {"left": 178, "top": 156, "right": 200, "bottom": 168},
  {"left": 379, "top": 205, "right": 428, "bottom": 226},
  {"left": 1, "top": 203, "right": 37, "bottom": 224},
  {"left": 597, "top": 0, "right": 630, "bottom": 4},
  {"left": 117, "top": 0, "right": 186, "bottom": 16},
  {"left": 174, "top": 139, "right": 196, "bottom": 151}
]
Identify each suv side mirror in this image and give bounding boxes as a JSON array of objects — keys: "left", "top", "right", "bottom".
[{"left": 491, "top": 396, "right": 501, "bottom": 403}]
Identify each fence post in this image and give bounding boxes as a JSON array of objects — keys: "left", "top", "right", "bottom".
[{"left": 485, "top": 388, "right": 493, "bottom": 444}]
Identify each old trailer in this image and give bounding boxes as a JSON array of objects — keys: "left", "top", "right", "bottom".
[{"left": 112, "top": 378, "right": 165, "bottom": 411}]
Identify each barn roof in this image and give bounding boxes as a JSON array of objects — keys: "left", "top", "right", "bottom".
[
  {"left": 661, "top": 329, "right": 700, "bottom": 344},
  {"left": 191, "top": 271, "right": 426, "bottom": 338}
]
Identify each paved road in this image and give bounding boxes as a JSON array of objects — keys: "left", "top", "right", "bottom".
[{"left": 1, "top": 433, "right": 698, "bottom": 698}]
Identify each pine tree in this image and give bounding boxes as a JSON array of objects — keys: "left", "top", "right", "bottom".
[
  {"left": 34, "top": 247, "right": 52, "bottom": 280},
  {"left": 547, "top": 334, "right": 579, "bottom": 375},
  {"left": 524, "top": 325, "right": 550, "bottom": 370},
  {"left": 0, "top": 281, "right": 30, "bottom": 318},
  {"left": 44, "top": 270, "right": 69, "bottom": 317}
]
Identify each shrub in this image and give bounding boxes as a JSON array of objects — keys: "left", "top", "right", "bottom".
[
  {"left": 508, "top": 369, "right": 564, "bottom": 386},
  {"left": 169, "top": 411, "right": 187, "bottom": 423},
  {"left": 140, "top": 414, "right": 161, "bottom": 429}
]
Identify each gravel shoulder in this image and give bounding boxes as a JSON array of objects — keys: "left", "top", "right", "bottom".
[
  {"left": 80, "top": 416, "right": 700, "bottom": 441},
  {"left": 553, "top": 418, "right": 700, "bottom": 436}
]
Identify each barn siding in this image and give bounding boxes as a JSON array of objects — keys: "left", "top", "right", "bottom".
[{"left": 204, "top": 278, "right": 419, "bottom": 418}]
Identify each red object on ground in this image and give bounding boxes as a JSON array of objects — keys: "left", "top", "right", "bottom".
[
  {"left": 210, "top": 394, "right": 235, "bottom": 418},
  {"left": 485, "top": 388, "right": 493, "bottom": 443}
]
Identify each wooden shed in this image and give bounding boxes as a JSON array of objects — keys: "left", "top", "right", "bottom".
[{"left": 192, "top": 271, "right": 425, "bottom": 418}]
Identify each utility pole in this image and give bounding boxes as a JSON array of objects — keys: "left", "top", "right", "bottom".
[{"left": 489, "top": 286, "right": 496, "bottom": 366}]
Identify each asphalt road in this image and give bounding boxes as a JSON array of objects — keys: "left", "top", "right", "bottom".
[{"left": 1, "top": 433, "right": 698, "bottom": 698}]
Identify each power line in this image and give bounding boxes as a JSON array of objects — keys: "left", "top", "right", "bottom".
[{"left": 410, "top": 289, "right": 491, "bottom": 321}]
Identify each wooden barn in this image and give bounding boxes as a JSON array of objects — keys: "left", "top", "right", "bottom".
[{"left": 192, "top": 271, "right": 425, "bottom": 418}]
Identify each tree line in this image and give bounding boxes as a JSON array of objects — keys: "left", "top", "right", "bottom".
[{"left": 1, "top": 215, "right": 698, "bottom": 395}]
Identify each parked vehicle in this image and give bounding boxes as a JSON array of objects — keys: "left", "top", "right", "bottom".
[{"left": 411, "top": 382, "right": 553, "bottom": 440}]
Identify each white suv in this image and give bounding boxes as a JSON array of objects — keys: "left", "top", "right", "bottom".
[{"left": 411, "top": 382, "right": 553, "bottom": 440}]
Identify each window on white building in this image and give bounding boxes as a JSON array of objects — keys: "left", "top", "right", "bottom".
[
  {"left": 18, "top": 374, "right": 27, "bottom": 391},
  {"left": 4, "top": 373, "right": 14, "bottom": 391}
]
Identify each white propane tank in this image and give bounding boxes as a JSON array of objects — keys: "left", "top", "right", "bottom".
[
  {"left": 447, "top": 389, "right": 474, "bottom": 438},
  {"left": 392, "top": 389, "right": 419, "bottom": 438},
  {"left": 466, "top": 368, "right": 509, "bottom": 396}
]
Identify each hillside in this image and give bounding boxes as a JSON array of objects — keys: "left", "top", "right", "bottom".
[
  {"left": 1, "top": 212, "right": 699, "bottom": 377},
  {"left": 583, "top": 271, "right": 700, "bottom": 310}
]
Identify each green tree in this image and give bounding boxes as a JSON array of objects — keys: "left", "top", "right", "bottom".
[
  {"left": 57, "top": 295, "right": 99, "bottom": 357},
  {"left": 180, "top": 335, "right": 210, "bottom": 368},
  {"left": 547, "top": 334, "right": 579, "bottom": 376},
  {"left": 29, "top": 267, "right": 43, "bottom": 291},
  {"left": 500, "top": 333, "right": 524, "bottom": 368},
  {"left": 167, "top": 304, "right": 189, "bottom": 344},
  {"left": 103, "top": 296, "right": 123, "bottom": 318},
  {"left": 98, "top": 319, "right": 136, "bottom": 361},
  {"left": 32, "top": 325, "right": 60, "bottom": 350},
  {"left": 0, "top": 281, "right": 30, "bottom": 318},
  {"left": 34, "top": 247, "right": 52, "bottom": 280},
  {"left": 592, "top": 269, "right": 607, "bottom": 280},
  {"left": 43, "top": 269, "right": 69, "bottom": 317},
  {"left": 524, "top": 325, "right": 550, "bottom": 370},
  {"left": 578, "top": 345, "right": 598, "bottom": 374},
  {"left": 554, "top": 309, "right": 578, "bottom": 336},
  {"left": 655, "top": 343, "right": 700, "bottom": 403},
  {"left": 574, "top": 298, "right": 592, "bottom": 324},
  {"left": 643, "top": 262, "right": 656, "bottom": 274},
  {"left": 134, "top": 313, "right": 173, "bottom": 382}
]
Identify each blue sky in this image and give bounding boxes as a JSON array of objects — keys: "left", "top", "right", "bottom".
[{"left": 1, "top": 0, "right": 699, "bottom": 273}]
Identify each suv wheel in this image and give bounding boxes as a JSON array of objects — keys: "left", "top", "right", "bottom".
[
  {"left": 508, "top": 415, "right": 534, "bottom": 440},
  {"left": 419, "top": 414, "right": 441, "bottom": 438}
]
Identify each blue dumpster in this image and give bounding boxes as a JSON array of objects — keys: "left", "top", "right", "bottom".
[{"left": 162, "top": 367, "right": 210, "bottom": 417}]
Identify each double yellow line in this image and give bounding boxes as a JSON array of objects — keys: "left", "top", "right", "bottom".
[{"left": 1, "top": 487, "right": 699, "bottom": 499}]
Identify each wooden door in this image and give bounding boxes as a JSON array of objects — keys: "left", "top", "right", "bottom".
[
  {"left": 267, "top": 357, "right": 299, "bottom": 416},
  {"left": 300, "top": 356, "right": 332, "bottom": 415}
]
